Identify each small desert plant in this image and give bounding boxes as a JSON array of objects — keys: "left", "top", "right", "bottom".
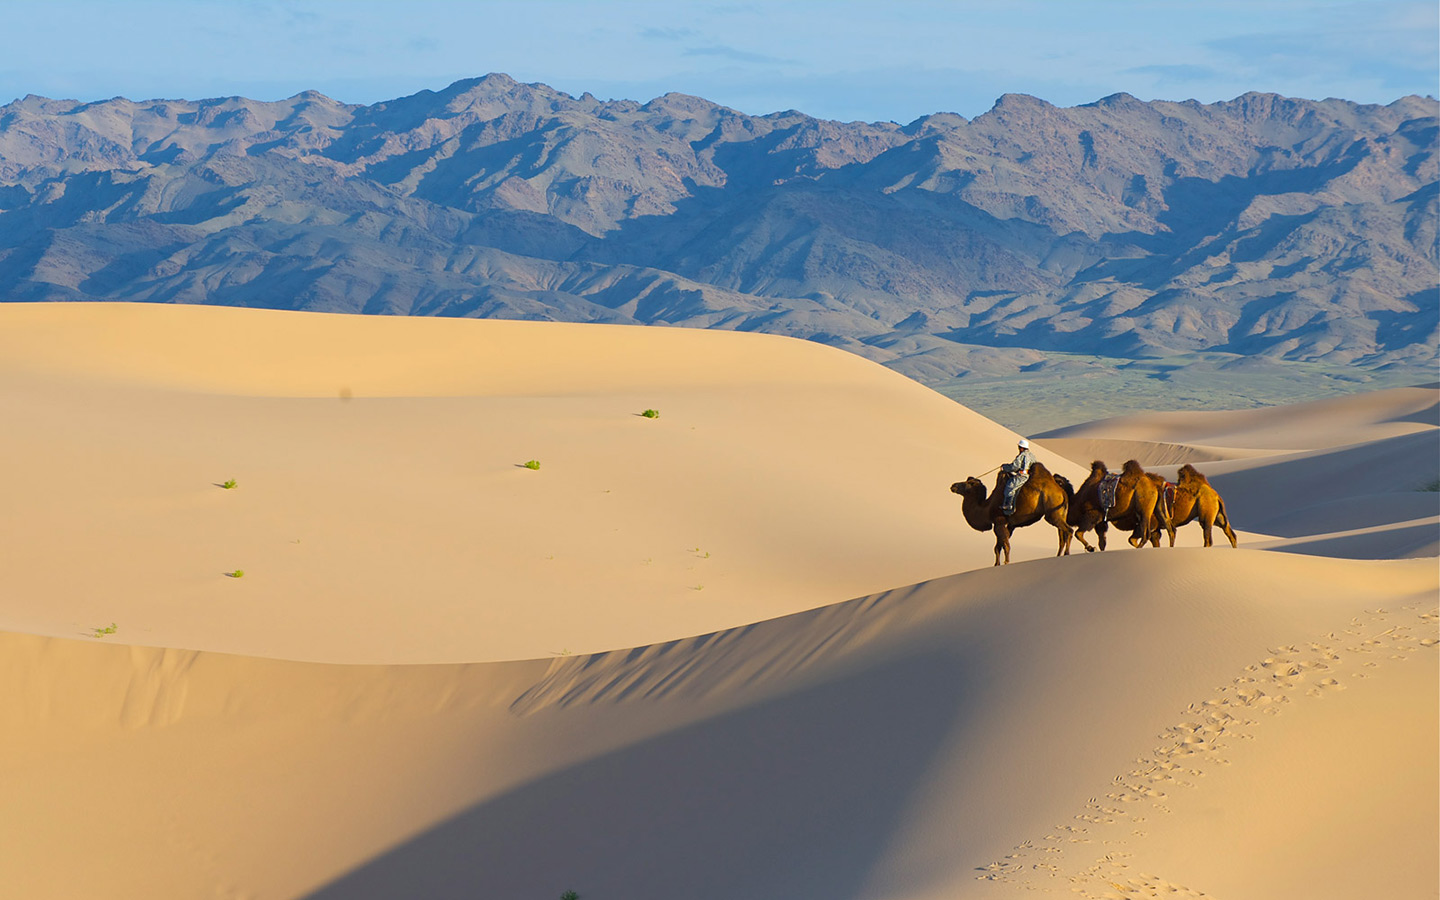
[
  {"left": 92, "top": 622, "right": 117, "bottom": 638},
  {"left": 225, "top": 569, "right": 244, "bottom": 578},
  {"left": 523, "top": 459, "right": 541, "bottom": 470},
  {"left": 220, "top": 479, "right": 237, "bottom": 490},
  {"left": 640, "top": 408, "right": 660, "bottom": 418},
  {"left": 561, "top": 892, "right": 580, "bottom": 900},
  {"left": 1421, "top": 478, "right": 1440, "bottom": 492}
]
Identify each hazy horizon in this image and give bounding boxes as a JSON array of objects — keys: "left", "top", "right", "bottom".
[{"left": 2, "top": 0, "right": 1435, "bottom": 123}]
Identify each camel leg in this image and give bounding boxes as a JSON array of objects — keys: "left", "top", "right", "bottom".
[
  {"left": 1072, "top": 510, "right": 1101, "bottom": 552},
  {"left": 1128, "top": 514, "right": 1149, "bottom": 549},
  {"left": 1154, "top": 511, "right": 1172, "bottom": 547},
  {"left": 994, "top": 522, "right": 1012, "bottom": 565},
  {"left": 1049, "top": 509, "right": 1073, "bottom": 556},
  {"left": 1097, "top": 520, "right": 1109, "bottom": 552},
  {"left": 1130, "top": 505, "right": 1158, "bottom": 549},
  {"left": 1220, "top": 513, "right": 1238, "bottom": 548},
  {"left": 1148, "top": 520, "right": 1164, "bottom": 547},
  {"left": 1200, "top": 516, "right": 1214, "bottom": 548}
]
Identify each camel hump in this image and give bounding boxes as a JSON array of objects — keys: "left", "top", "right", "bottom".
[
  {"left": 1053, "top": 472, "right": 1075, "bottom": 499},
  {"left": 1121, "top": 459, "right": 1146, "bottom": 476},
  {"left": 1178, "top": 463, "right": 1209, "bottom": 485},
  {"left": 1028, "top": 461, "right": 1051, "bottom": 479}
]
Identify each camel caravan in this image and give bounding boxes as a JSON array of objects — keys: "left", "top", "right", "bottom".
[{"left": 951, "top": 440, "right": 1237, "bottom": 566}]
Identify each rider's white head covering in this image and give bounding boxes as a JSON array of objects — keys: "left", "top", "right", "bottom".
[{"left": 1017, "top": 438, "right": 1030, "bottom": 449}]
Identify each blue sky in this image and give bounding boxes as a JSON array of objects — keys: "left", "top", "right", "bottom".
[{"left": 2, "top": 0, "right": 1435, "bottom": 122}]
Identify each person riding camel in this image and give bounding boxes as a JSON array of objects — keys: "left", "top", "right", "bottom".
[{"left": 999, "top": 438, "right": 1035, "bottom": 515}]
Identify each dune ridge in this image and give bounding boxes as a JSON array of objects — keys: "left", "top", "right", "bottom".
[
  {"left": 1, "top": 303, "right": 1435, "bottom": 899},
  {"left": 1039, "top": 382, "right": 1440, "bottom": 560},
  {"left": 1038, "top": 384, "right": 1439, "bottom": 458},
  {"left": 3, "top": 552, "right": 1434, "bottom": 899},
  {"left": 0, "top": 302, "right": 1083, "bottom": 664}
]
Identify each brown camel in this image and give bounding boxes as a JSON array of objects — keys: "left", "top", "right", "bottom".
[
  {"left": 1065, "top": 459, "right": 1171, "bottom": 551},
  {"left": 1160, "top": 464, "right": 1238, "bottom": 548},
  {"left": 950, "top": 462, "right": 1075, "bottom": 565}
]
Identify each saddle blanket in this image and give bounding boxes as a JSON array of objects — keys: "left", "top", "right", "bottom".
[{"left": 1098, "top": 473, "right": 1121, "bottom": 511}]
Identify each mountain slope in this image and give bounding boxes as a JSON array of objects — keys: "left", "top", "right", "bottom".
[{"left": 0, "top": 75, "right": 1434, "bottom": 380}]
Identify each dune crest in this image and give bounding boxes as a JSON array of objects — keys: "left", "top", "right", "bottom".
[
  {"left": 0, "top": 302, "right": 1088, "bottom": 663},
  {"left": 3, "top": 552, "right": 1434, "bottom": 899},
  {"left": 2, "top": 303, "right": 1435, "bottom": 899}
]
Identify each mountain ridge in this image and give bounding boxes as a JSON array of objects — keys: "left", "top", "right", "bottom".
[{"left": 0, "top": 74, "right": 1434, "bottom": 382}]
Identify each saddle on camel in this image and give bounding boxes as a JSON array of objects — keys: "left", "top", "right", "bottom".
[
  {"left": 951, "top": 461, "right": 1075, "bottom": 566},
  {"left": 1064, "top": 459, "right": 1171, "bottom": 552},
  {"left": 1157, "top": 464, "right": 1238, "bottom": 548}
]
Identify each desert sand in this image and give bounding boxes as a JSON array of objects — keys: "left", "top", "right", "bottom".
[{"left": 1, "top": 302, "right": 1435, "bottom": 899}]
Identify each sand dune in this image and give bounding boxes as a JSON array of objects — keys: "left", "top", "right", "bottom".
[
  {"left": 1037, "top": 384, "right": 1439, "bottom": 455},
  {"left": 1150, "top": 429, "right": 1440, "bottom": 559},
  {"left": 0, "top": 302, "right": 1082, "bottom": 663},
  {"left": 1029, "top": 437, "right": 1264, "bottom": 468},
  {"left": 1040, "top": 383, "right": 1439, "bottom": 559},
  {"left": 2, "top": 304, "right": 1435, "bottom": 899},
  {"left": 4, "top": 553, "right": 1434, "bottom": 899},
  {"left": 1250, "top": 517, "right": 1440, "bottom": 560}
]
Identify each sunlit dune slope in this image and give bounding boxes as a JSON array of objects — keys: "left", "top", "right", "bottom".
[
  {"left": 2, "top": 302, "right": 1436, "bottom": 900},
  {"left": 0, "top": 302, "right": 1084, "bottom": 663},
  {"left": 1037, "top": 384, "right": 1438, "bottom": 457},
  {"left": 2, "top": 551, "right": 1433, "bottom": 900},
  {"left": 1038, "top": 383, "right": 1439, "bottom": 558}
]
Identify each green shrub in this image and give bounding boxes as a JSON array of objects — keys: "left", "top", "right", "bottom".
[
  {"left": 221, "top": 479, "right": 237, "bottom": 490},
  {"left": 640, "top": 408, "right": 660, "bottom": 418},
  {"left": 92, "top": 622, "right": 117, "bottom": 638},
  {"left": 561, "top": 892, "right": 579, "bottom": 900},
  {"left": 523, "top": 460, "right": 541, "bottom": 470},
  {"left": 226, "top": 569, "right": 244, "bottom": 578}
]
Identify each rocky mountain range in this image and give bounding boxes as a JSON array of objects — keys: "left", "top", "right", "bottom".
[{"left": 0, "top": 74, "right": 1435, "bottom": 382}]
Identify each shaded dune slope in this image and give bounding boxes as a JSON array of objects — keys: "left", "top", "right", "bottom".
[
  {"left": 1041, "top": 384, "right": 1440, "bottom": 559},
  {"left": 3, "top": 552, "right": 1434, "bottom": 900},
  {"left": 1038, "top": 384, "right": 1439, "bottom": 459},
  {"left": 1, "top": 305, "right": 1435, "bottom": 900}
]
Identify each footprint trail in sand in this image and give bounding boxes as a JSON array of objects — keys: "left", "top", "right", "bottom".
[{"left": 977, "top": 601, "right": 1439, "bottom": 898}]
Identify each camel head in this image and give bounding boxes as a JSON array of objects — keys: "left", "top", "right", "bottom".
[{"left": 951, "top": 477, "right": 988, "bottom": 501}]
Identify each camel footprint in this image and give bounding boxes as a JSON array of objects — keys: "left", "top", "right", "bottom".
[{"left": 984, "top": 605, "right": 1438, "bottom": 894}]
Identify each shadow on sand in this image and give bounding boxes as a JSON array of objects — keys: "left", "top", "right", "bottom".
[{"left": 306, "top": 649, "right": 978, "bottom": 900}]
